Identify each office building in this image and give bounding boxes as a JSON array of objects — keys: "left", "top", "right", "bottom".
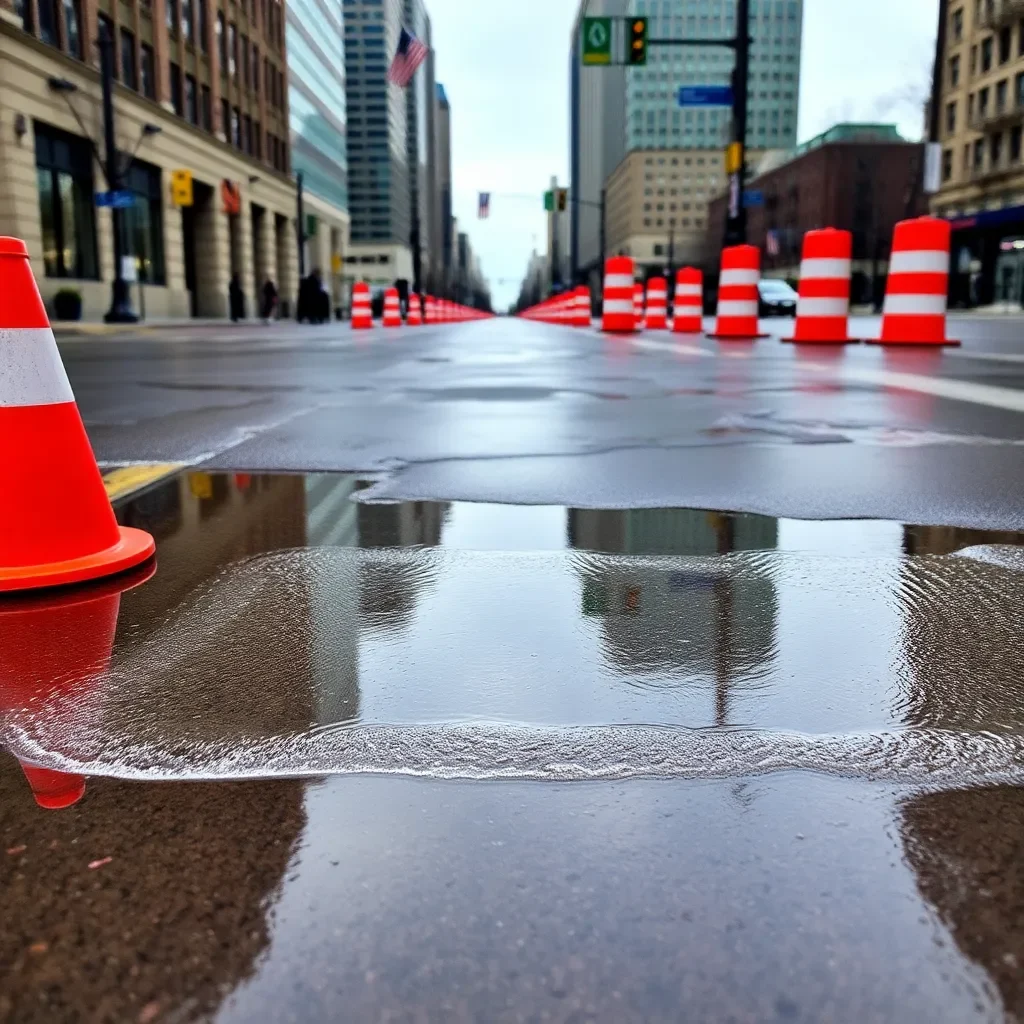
[
  {"left": 546, "top": 176, "right": 571, "bottom": 289},
  {"left": 571, "top": 0, "right": 803, "bottom": 284},
  {"left": 286, "top": 0, "right": 350, "bottom": 307},
  {"left": 706, "top": 123, "right": 924, "bottom": 303},
  {"left": 931, "top": 0, "right": 1024, "bottom": 307},
  {"left": 434, "top": 81, "right": 452, "bottom": 293},
  {"left": 403, "top": 0, "right": 433, "bottom": 292},
  {"left": 0, "top": 0, "right": 297, "bottom": 319},
  {"left": 342, "top": 0, "right": 416, "bottom": 287}
]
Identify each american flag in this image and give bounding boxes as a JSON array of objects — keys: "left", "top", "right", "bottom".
[
  {"left": 478, "top": 192, "right": 491, "bottom": 219},
  {"left": 387, "top": 28, "right": 428, "bottom": 87},
  {"left": 766, "top": 229, "right": 780, "bottom": 257}
]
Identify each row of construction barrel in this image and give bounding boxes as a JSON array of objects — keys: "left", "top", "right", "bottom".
[
  {"left": 517, "top": 287, "right": 593, "bottom": 327},
  {"left": 351, "top": 282, "right": 492, "bottom": 329},
  {"left": 598, "top": 216, "right": 956, "bottom": 346}
]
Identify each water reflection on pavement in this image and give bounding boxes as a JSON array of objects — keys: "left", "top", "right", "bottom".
[{"left": 3, "top": 471, "right": 1024, "bottom": 1022}]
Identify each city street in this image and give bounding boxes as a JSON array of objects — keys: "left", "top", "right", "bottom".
[{"left": 4, "top": 316, "right": 1024, "bottom": 1021}]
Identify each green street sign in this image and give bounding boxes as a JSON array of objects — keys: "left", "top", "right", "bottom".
[
  {"left": 581, "top": 16, "right": 612, "bottom": 65},
  {"left": 544, "top": 190, "right": 554, "bottom": 212}
]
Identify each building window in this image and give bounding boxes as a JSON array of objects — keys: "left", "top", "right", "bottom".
[
  {"left": 974, "top": 138, "right": 985, "bottom": 170},
  {"left": 1000, "top": 25, "right": 1011, "bottom": 63},
  {"left": 1016, "top": 71, "right": 1024, "bottom": 106},
  {"left": 201, "top": 85, "right": 211, "bottom": 130},
  {"left": 198, "top": 0, "right": 207, "bottom": 51},
  {"left": 217, "top": 13, "right": 226, "bottom": 69},
  {"left": 252, "top": 45, "right": 259, "bottom": 90},
  {"left": 37, "top": 0, "right": 58, "bottom": 45},
  {"left": 140, "top": 44, "right": 155, "bottom": 98},
  {"left": 228, "top": 23, "right": 237, "bottom": 77},
  {"left": 124, "top": 160, "right": 165, "bottom": 285},
  {"left": 166, "top": 0, "right": 178, "bottom": 36},
  {"left": 949, "top": 54, "right": 960, "bottom": 87},
  {"left": 971, "top": 43, "right": 978, "bottom": 75},
  {"left": 120, "top": 28, "right": 137, "bottom": 88},
  {"left": 946, "top": 100, "right": 956, "bottom": 133},
  {"left": 221, "top": 99, "right": 230, "bottom": 139},
  {"left": 63, "top": 0, "right": 81, "bottom": 57},
  {"left": 182, "top": 0, "right": 193, "bottom": 43},
  {"left": 981, "top": 36, "right": 993, "bottom": 72},
  {"left": 991, "top": 131, "right": 1003, "bottom": 167},
  {"left": 231, "top": 106, "right": 240, "bottom": 147},
  {"left": 1019, "top": 18, "right": 1024, "bottom": 56},
  {"left": 243, "top": 115, "right": 252, "bottom": 153},
  {"left": 169, "top": 65, "right": 184, "bottom": 118},
  {"left": 34, "top": 123, "right": 98, "bottom": 280},
  {"left": 951, "top": 6, "right": 963, "bottom": 41},
  {"left": 241, "top": 34, "right": 249, "bottom": 84},
  {"left": 1012, "top": 125, "right": 1023, "bottom": 162},
  {"left": 942, "top": 148, "right": 953, "bottom": 181},
  {"left": 185, "top": 74, "right": 197, "bottom": 123},
  {"left": 997, "top": 77, "right": 1008, "bottom": 111},
  {"left": 254, "top": 121, "right": 261, "bottom": 159}
]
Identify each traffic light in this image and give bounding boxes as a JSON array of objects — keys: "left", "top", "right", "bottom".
[
  {"left": 557, "top": 189, "right": 568, "bottom": 212},
  {"left": 628, "top": 16, "right": 647, "bottom": 66}
]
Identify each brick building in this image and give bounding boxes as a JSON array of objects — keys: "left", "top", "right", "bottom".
[
  {"left": 0, "top": 0, "right": 304, "bottom": 319},
  {"left": 706, "top": 124, "right": 925, "bottom": 306}
]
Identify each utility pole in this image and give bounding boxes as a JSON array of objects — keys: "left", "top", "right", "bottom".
[
  {"left": 99, "top": 22, "right": 137, "bottom": 323},
  {"left": 723, "top": 0, "right": 750, "bottom": 247},
  {"left": 411, "top": 209, "right": 422, "bottom": 295},
  {"left": 599, "top": 186, "right": 606, "bottom": 284},
  {"left": 668, "top": 223, "right": 675, "bottom": 281}
]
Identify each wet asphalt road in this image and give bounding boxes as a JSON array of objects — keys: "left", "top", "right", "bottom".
[
  {"left": 61, "top": 314, "right": 1024, "bottom": 529},
  {"left": 3, "top": 318, "right": 1024, "bottom": 1022}
]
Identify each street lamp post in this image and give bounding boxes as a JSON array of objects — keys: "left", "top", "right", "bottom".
[{"left": 98, "top": 21, "right": 137, "bottom": 323}]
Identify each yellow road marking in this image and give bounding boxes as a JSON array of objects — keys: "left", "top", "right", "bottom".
[{"left": 102, "top": 463, "right": 182, "bottom": 502}]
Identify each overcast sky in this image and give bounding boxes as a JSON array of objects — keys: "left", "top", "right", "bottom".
[{"left": 423, "top": 0, "right": 939, "bottom": 311}]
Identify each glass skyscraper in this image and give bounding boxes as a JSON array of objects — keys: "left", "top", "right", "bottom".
[{"left": 286, "top": 0, "right": 348, "bottom": 212}]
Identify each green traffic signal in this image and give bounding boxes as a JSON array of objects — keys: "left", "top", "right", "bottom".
[{"left": 628, "top": 16, "right": 647, "bottom": 66}]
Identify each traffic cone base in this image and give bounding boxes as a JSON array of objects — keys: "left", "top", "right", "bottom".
[{"left": 0, "top": 236, "right": 156, "bottom": 592}]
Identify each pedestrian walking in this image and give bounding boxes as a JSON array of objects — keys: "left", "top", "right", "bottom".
[
  {"left": 261, "top": 277, "right": 278, "bottom": 323},
  {"left": 229, "top": 273, "right": 245, "bottom": 322}
]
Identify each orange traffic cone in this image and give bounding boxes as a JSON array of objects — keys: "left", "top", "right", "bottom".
[
  {"left": 645, "top": 277, "right": 668, "bottom": 329},
  {"left": 0, "top": 560, "right": 155, "bottom": 809},
  {"left": 633, "top": 284, "right": 645, "bottom": 331},
  {"left": 601, "top": 256, "right": 635, "bottom": 333},
  {"left": 408, "top": 295, "right": 422, "bottom": 326},
  {"left": 382, "top": 288, "right": 402, "bottom": 327},
  {"left": 784, "top": 228, "right": 859, "bottom": 344},
  {"left": 869, "top": 217, "right": 958, "bottom": 346},
  {"left": 672, "top": 268, "right": 703, "bottom": 334},
  {"left": 424, "top": 296, "right": 435, "bottom": 324},
  {"left": 351, "top": 281, "right": 373, "bottom": 329},
  {"left": 574, "top": 286, "right": 591, "bottom": 327},
  {"left": 709, "top": 244, "right": 768, "bottom": 340},
  {"left": 0, "top": 238, "right": 155, "bottom": 591}
]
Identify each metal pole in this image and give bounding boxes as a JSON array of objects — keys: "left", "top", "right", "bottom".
[
  {"left": 668, "top": 223, "right": 675, "bottom": 280},
  {"left": 724, "top": 0, "right": 750, "bottom": 247},
  {"left": 411, "top": 210, "right": 422, "bottom": 296},
  {"left": 100, "top": 22, "right": 137, "bottom": 323},
  {"left": 296, "top": 170, "right": 306, "bottom": 279},
  {"left": 599, "top": 186, "right": 606, "bottom": 275}
]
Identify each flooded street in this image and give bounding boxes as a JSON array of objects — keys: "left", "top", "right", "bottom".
[{"left": 4, "top": 472, "right": 1024, "bottom": 1021}]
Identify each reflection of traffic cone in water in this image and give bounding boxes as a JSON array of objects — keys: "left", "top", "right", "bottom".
[
  {"left": 0, "top": 561, "right": 155, "bottom": 809},
  {"left": 0, "top": 237, "right": 155, "bottom": 591}
]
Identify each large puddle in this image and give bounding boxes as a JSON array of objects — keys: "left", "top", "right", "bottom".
[{"left": 3, "top": 472, "right": 1024, "bottom": 787}]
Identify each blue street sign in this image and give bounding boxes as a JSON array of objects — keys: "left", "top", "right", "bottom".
[
  {"left": 677, "top": 85, "right": 733, "bottom": 107},
  {"left": 96, "top": 189, "right": 135, "bottom": 209},
  {"left": 743, "top": 190, "right": 764, "bottom": 207}
]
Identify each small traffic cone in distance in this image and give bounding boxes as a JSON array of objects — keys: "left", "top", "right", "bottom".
[
  {"left": 382, "top": 288, "right": 402, "bottom": 327},
  {"left": 709, "top": 244, "right": 768, "bottom": 340},
  {"left": 869, "top": 216, "right": 958, "bottom": 346},
  {"left": 575, "top": 286, "right": 592, "bottom": 327},
  {"left": 673, "top": 267, "right": 704, "bottom": 334},
  {"left": 407, "top": 295, "right": 422, "bottom": 325},
  {"left": 633, "top": 283, "right": 645, "bottom": 331},
  {"left": 0, "top": 237, "right": 155, "bottom": 591},
  {"left": 351, "top": 281, "right": 373, "bottom": 329},
  {"left": 601, "top": 256, "right": 635, "bottom": 334},
  {"left": 784, "top": 227, "right": 859, "bottom": 344},
  {"left": 645, "top": 277, "right": 668, "bottom": 329}
]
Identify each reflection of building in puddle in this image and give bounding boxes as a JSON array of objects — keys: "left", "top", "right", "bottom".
[
  {"left": 0, "top": 760, "right": 305, "bottom": 1023},
  {"left": 896, "top": 528, "right": 1024, "bottom": 734},
  {"left": 900, "top": 787, "right": 1024, "bottom": 1019},
  {"left": 569, "top": 510, "right": 779, "bottom": 726}
]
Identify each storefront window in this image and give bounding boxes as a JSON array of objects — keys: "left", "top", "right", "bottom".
[
  {"left": 124, "top": 161, "right": 166, "bottom": 286},
  {"left": 34, "top": 123, "right": 98, "bottom": 280}
]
